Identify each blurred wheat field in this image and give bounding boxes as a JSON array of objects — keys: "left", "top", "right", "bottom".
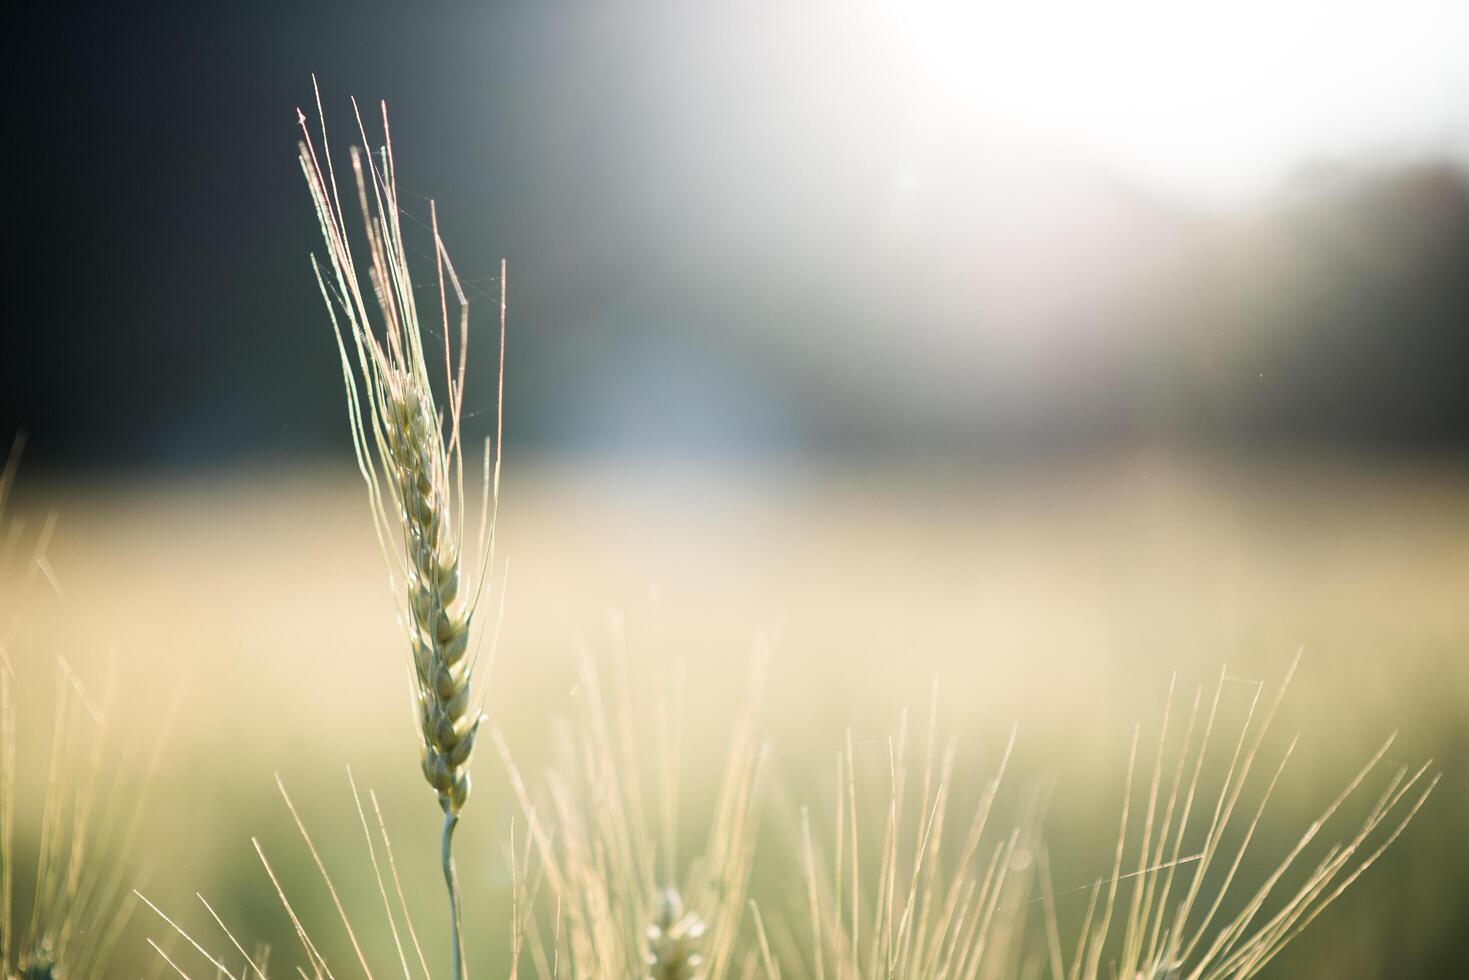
[{"left": 3, "top": 454, "right": 1467, "bottom": 978}]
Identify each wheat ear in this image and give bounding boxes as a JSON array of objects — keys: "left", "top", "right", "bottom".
[
  {"left": 296, "top": 82, "right": 503, "bottom": 980},
  {"left": 646, "top": 888, "right": 706, "bottom": 980}
]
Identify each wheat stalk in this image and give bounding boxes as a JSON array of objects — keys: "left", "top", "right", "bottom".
[
  {"left": 296, "top": 81, "right": 504, "bottom": 980},
  {"left": 497, "top": 627, "right": 770, "bottom": 980},
  {"left": 1, "top": 441, "right": 174, "bottom": 980},
  {"left": 786, "top": 657, "right": 1436, "bottom": 980}
]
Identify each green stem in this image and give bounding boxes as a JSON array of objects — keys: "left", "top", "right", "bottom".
[{"left": 442, "top": 808, "right": 464, "bottom": 980}]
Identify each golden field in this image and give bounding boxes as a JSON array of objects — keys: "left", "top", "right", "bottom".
[{"left": 3, "top": 455, "right": 1467, "bottom": 978}]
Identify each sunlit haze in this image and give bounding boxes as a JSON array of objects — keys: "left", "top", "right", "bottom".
[{"left": 872, "top": 0, "right": 1469, "bottom": 203}]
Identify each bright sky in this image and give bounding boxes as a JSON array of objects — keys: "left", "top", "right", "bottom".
[{"left": 876, "top": 0, "right": 1469, "bottom": 203}]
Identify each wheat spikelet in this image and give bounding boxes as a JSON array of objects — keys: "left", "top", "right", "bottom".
[
  {"left": 296, "top": 84, "right": 502, "bottom": 820},
  {"left": 646, "top": 888, "right": 706, "bottom": 980},
  {"left": 141, "top": 87, "right": 503, "bottom": 980},
  {"left": 296, "top": 82, "right": 503, "bottom": 980}
]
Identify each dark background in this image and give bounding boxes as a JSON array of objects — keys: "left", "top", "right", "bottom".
[{"left": 6, "top": 3, "right": 1469, "bottom": 470}]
